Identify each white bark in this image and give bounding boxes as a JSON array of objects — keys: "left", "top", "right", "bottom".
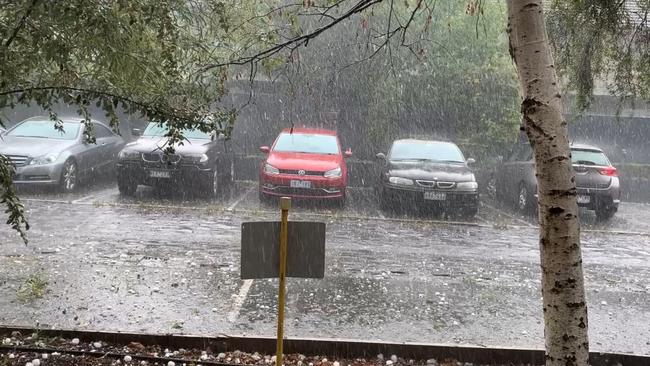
[{"left": 506, "top": 1, "right": 589, "bottom": 366}]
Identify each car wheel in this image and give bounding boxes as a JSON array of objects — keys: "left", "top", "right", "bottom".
[
  {"left": 60, "top": 159, "right": 78, "bottom": 193},
  {"left": 117, "top": 175, "right": 137, "bottom": 196},
  {"left": 516, "top": 182, "right": 535, "bottom": 214},
  {"left": 595, "top": 204, "right": 617, "bottom": 222}
]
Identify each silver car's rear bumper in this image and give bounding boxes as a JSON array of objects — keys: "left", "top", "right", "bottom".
[{"left": 578, "top": 176, "right": 621, "bottom": 207}]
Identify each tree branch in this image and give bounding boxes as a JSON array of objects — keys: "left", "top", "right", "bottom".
[
  {"left": 199, "top": 0, "right": 383, "bottom": 72},
  {"left": 4, "top": 0, "right": 40, "bottom": 48},
  {"left": 401, "top": 0, "right": 423, "bottom": 45},
  {"left": 231, "top": 2, "right": 304, "bottom": 33}
]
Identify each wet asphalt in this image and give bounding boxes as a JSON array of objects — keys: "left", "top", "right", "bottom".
[{"left": 0, "top": 180, "right": 649, "bottom": 355}]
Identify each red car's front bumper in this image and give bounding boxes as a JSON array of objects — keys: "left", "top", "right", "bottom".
[{"left": 259, "top": 173, "right": 346, "bottom": 199}]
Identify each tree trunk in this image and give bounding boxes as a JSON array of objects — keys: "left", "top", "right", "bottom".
[{"left": 505, "top": 2, "right": 589, "bottom": 366}]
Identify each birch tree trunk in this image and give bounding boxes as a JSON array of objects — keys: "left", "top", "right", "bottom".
[{"left": 505, "top": 2, "right": 589, "bottom": 366}]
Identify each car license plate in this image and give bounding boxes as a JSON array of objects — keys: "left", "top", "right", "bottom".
[
  {"left": 577, "top": 195, "right": 591, "bottom": 204},
  {"left": 424, "top": 191, "right": 446, "bottom": 201},
  {"left": 290, "top": 180, "right": 311, "bottom": 189},
  {"left": 149, "top": 170, "right": 171, "bottom": 179}
]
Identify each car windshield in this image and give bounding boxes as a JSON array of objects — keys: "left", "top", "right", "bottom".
[
  {"left": 389, "top": 140, "right": 465, "bottom": 162},
  {"left": 273, "top": 133, "right": 340, "bottom": 154},
  {"left": 143, "top": 122, "right": 211, "bottom": 140},
  {"left": 572, "top": 149, "right": 610, "bottom": 166},
  {"left": 7, "top": 120, "right": 80, "bottom": 140}
]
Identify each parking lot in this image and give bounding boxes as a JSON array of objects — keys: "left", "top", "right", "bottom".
[
  {"left": 12, "top": 179, "right": 650, "bottom": 232},
  {"left": 1, "top": 180, "right": 650, "bottom": 355}
]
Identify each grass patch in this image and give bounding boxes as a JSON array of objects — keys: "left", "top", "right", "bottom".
[{"left": 17, "top": 272, "right": 48, "bottom": 301}]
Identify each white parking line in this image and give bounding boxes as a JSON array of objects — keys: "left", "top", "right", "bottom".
[
  {"left": 481, "top": 202, "right": 535, "bottom": 227},
  {"left": 93, "top": 187, "right": 120, "bottom": 199},
  {"left": 71, "top": 194, "right": 98, "bottom": 204},
  {"left": 227, "top": 279, "right": 253, "bottom": 323},
  {"left": 227, "top": 186, "right": 255, "bottom": 211},
  {"left": 23, "top": 198, "right": 73, "bottom": 205}
]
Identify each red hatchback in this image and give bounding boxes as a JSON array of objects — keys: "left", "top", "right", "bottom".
[{"left": 259, "top": 128, "right": 351, "bottom": 204}]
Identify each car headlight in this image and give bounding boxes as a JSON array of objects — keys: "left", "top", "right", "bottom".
[
  {"left": 388, "top": 176, "right": 414, "bottom": 186},
  {"left": 324, "top": 166, "right": 342, "bottom": 178},
  {"left": 118, "top": 149, "right": 140, "bottom": 160},
  {"left": 264, "top": 163, "right": 279, "bottom": 175},
  {"left": 456, "top": 181, "right": 479, "bottom": 191},
  {"left": 29, "top": 152, "right": 60, "bottom": 165},
  {"left": 186, "top": 153, "right": 209, "bottom": 163}
]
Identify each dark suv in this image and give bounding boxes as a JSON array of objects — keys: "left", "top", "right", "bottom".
[
  {"left": 116, "top": 122, "right": 233, "bottom": 197},
  {"left": 493, "top": 143, "right": 620, "bottom": 220}
]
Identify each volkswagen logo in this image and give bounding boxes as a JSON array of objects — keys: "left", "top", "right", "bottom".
[{"left": 298, "top": 170, "right": 306, "bottom": 176}]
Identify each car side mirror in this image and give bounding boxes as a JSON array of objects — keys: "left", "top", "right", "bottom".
[
  {"left": 344, "top": 148, "right": 353, "bottom": 158},
  {"left": 376, "top": 152, "right": 386, "bottom": 160},
  {"left": 466, "top": 158, "right": 476, "bottom": 165},
  {"left": 131, "top": 128, "right": 141, "bottom": 137},
  {"left": 260, "top": 146, "right": 270, "bottom": 154}
]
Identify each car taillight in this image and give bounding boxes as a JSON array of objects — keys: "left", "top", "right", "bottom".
[{"left": 599, "top": 167, "right": 618, "bottom": 177}]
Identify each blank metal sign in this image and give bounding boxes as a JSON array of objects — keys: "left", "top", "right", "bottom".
[{"left": 241, "top": 221, "right": 326, "bottom": 279}]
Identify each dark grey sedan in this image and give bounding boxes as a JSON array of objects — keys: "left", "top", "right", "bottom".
[
  {"left": 0, "top": 116, "right": 125, "bottom": 192},
  {"left": 493, "top": 142, "right": 620, "bottom": 220},
  {"left": 376, "top": 139, "right": 479, "bottom": 217}
]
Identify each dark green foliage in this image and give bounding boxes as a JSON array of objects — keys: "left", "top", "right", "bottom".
[
  {"left": 0, "top": 155, "right": 28, "bottom": 243},
  {"left": 547, "top": 0, "right": 650, "bottom": 109}
]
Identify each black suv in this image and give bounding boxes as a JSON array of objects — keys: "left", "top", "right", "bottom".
[{"left": 116, "top": 122, "right": 233, "bottom": 197}]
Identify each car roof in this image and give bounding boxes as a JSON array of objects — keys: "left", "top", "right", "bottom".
[
  {"left": 393, "top": 138, "right": 457, "bottom": 146},
  {"left": 570, "top": 142, "right": 603, "bottom": 152},
  {"left": 21, "top": 116, "right": 105, "bottom": 125},
  {"left": 280, "top": 127, "right": 337, "bottom": 136}
]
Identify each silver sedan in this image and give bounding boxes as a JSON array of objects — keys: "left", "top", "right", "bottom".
[{"left": 0, "top": 116, "right": 125, "bottom": 192}]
